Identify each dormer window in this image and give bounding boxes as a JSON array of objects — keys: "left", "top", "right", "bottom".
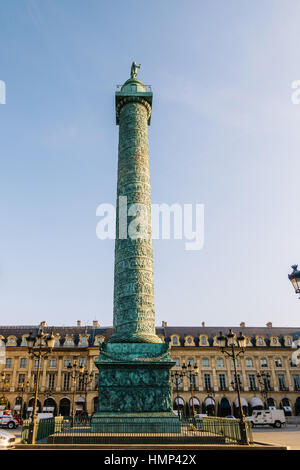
[
  {"left": 172, "top": 336, "right": 179, "bottom": 346},
  {"left": 286, "top": 337, "right": 292, "bottom": 346},
  {"left": 80, "top": 336, "right": 88, "bottom": 347},
  {"left": 7, "top": 337, "right": 16, "bottom": 345},
  {"left": 257, "top": 337, "right": 264, "bottom": 346},
  {"left": 65, "top": 337, "right": 73, "bottom": 346}
]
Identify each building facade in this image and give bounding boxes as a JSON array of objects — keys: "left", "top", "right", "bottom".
[{"left": 0, "top": 321, "right": 300, "bottom": 418}]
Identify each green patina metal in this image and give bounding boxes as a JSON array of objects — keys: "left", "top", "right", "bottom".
[{"left": 91, "top": 64, "right": 178, "bottom": 433}]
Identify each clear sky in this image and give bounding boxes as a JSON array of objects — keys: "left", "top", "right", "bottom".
[{"left": 1, "top": 0, "right": 300, "bottom": 327}]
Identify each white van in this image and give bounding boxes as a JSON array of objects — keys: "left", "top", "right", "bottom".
[
  {"left": 37, "top": 413, "right": 53, "bottom": 420},
  {"left": 246, "top": 409, "right": 286, "bottom": 428}
]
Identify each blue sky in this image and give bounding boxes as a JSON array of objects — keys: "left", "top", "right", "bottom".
[{"left": 1, "top": 0, "right": 300, "bottom": 327}]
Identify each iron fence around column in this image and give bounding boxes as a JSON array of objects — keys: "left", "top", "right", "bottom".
[
  {"left": 44, "top": 417, "right": 253, "bottom": 445},
  {"left": 21, "top": 417, "right": 64, "bottom": 443},
  {"left": 21, "top": 416, "right": 253, "bottom": 445}
]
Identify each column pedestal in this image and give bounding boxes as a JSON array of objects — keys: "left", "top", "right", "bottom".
[{"left": 91, "top": 342, "right": 180, "bottom": 433}]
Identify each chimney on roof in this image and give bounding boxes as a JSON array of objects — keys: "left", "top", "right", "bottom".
[
  {"left": 93, "top": 320, "right": 100, "bottom": 328},
  {"left": 77, "top": 320, "right": 81, "bottom": 327},
  {"left": 162, "top": 321, "right": 167, "bottom": 328},
  {"left": 240, "top": 322, "right": 245, "bottom": 328},
  {"left": 266, "top": 322, "right": 272, "bottom": 327},
  {"left": 201, "top": 322, "right": 205, "bottom": 327}
]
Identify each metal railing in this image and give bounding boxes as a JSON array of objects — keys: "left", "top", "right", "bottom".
[
  {"left": 21, "top": 417, "right": 64, "bottom": 443},
  {"left": 22, "top": 416, "right": 253, "bottom": 445}
]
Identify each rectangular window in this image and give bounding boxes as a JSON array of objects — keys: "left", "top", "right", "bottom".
[
  {"left": 219, "top": 374, "right": 227, "bottom": 390},
  {"left": 34, "top": 359, "right": 42, "bottom": 368},
  {"left": 232, "top": 374, "right": 242, "bottom": 389},
  {"left": 245, "top": 358, "right": 253, "bottom": 368},
  {"left": 217, "top": 358, "right": 224, "bottom": 368},
  {"left": 63, "top": 373, "right": 71, "bottom": 391},
  {"left": 204, "top": 374, "right": 212, "bottom": 390},
  {"left": 49, "top": 358, "right": 57, "bottom": 368},
  {"left": 293, "top": 375, "right": 300, "bottom": 390},
  {"left": 5, "top": 358, "right": 12, "bottom": 369},
  {"left": 64, "top": 359, "right": 71, "bottom": 368},
  {"left": 202, "top": 358, "right": 209, "bottom": 367},
  {"left": 0, "top": 374, "right": 10, "bottom": 391},
  {"left": 48, "top": 374, "right": 55, "bottom": 390},
  {"left": 77, "top": 375, "right": 85, "bottom": 391},
  {"left": 18, "top": 374, "right": 25, "bottom": 384},
  {"left": 248, "top": 374, "right": 257, "bottom": 390},
  {"left": 278, "top": 374, "right": 286, "bottom": 390},
  {"left": 79, "top": 358, "right": 87, "bottom": 368},
  {"left": 260, "top": 358, "right": 268, "bottom": 368},
  {"left": 20, "top": 358, "right": 27, "bottom": 368}
]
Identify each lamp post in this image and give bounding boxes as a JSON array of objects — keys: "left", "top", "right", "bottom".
[
  {"left": 217, "top": 329, "right": 250, "bottom": 445},
  {"left": 256, "top": 371, "right": 271, "bottom": 407},
  {"left": 0, "top": 372, "right": 9, "bottom": 409},
  {"left": 171, "top": 370, "right": 185, "bottom": 419},
  {"left": 81, "top": 371, "right": 94, "bottom": 416},
  {"left": 17, "top": 379, "right": 29, "bottom": 417},
  {"left": 26, "top": 328, "right": 55, "bottom": 444},
  {"left": 182, "top": 362, "right": 199, "bottom": 418},
  {"left": 67, "top": 360, "right": 85, "bottom": 426},
  {"left": 288, "top": 265, "right": 300, "bottom": 298}
]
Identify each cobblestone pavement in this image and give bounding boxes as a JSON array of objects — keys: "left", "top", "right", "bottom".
[{"left": 253, "top": 424, "right": 300, "bottom": 449}]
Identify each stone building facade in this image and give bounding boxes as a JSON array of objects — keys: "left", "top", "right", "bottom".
[{"left": 0, "top": 321, "right": 300, "bottom": 417}]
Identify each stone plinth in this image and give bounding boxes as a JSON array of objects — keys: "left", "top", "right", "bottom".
[{"left": 91, "top": 342, "right": 180, "bottom": 433}]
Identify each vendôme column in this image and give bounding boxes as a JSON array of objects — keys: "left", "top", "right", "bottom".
[
  {"left": 91, "top": 64, "right": 178, "bottom": 433},
  {"left": 109, "top": 62, "right": 162, "bottom": 344}
]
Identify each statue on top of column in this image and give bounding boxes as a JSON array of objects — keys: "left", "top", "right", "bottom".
[{"left": 131, "top": 61, "right": 141, "bottom": 79}]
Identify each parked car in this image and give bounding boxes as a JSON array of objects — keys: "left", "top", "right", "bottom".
[
  {"left": 225, "top": 415, "right": 238, "bottom": 419},
  {"left": 246, "top": 409, "right": 286, "bottom": 428},
  {"left": 0, "top": 430, "right": 16, "bottom": 449},
  {"left": 0, "top": 413, "right": 19, "bottom": 429}
]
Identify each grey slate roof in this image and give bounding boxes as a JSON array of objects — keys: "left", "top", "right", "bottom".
[{"left": 0, "top": 324, "right": 299, "bottom": 348}]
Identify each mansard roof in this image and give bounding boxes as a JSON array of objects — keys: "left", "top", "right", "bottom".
[{"left": 0, "top": 324, "right": 299, "bottom": 347}]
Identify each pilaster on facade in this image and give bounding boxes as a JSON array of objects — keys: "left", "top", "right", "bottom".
[
  {"left": 56, "top": 356, "right": 63, "bottom": 392},
  {"left": 10, "top": 352, "right": 18, "bottom": 392}
]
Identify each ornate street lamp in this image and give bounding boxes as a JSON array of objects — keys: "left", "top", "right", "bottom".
[
  {"left": 67, "top": 360, "right": 85, "bottom": 426},
  {"left": 81, "top": 371, "right": 94, "bottom": 416},
  {"left": 0, "top": 372, "right": 9, "bottom": 409},
  {"left": 171, "top": 370, "right": 185, "bottom": 419},
  {"left": 182, "top": 362, "right": 199, "bottom": 418},
  {"left": 256, "top": 371, "right": 271, "bottom": 407},
  {"left": 16, "top": 379, "right": 30, "bottom": 417},
  {"left": 288, "top": 265, "right": 300, "bottom": 298},
  {"left": 217, "top": 329, "right": 249, "bottom": 445},
  {"left": 26, "top": 328, "right": 55, "bottom": 444}
]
